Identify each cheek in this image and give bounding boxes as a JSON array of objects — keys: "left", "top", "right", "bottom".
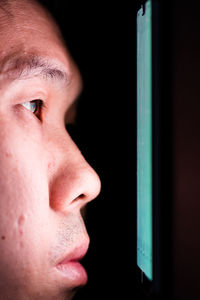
[
  {"left": 0, "top": 122, "right": 47, "bottom": 212},
  {"left": 0, "top": 122, "right": 50, "bottom": 277}
]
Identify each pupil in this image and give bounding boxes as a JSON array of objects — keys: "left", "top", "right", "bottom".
[{"left": 31, "top": 101, "right": 37, "bottom": 112}]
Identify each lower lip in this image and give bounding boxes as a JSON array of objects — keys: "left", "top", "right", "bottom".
[{"left": 56, "top": 261, "right": 88, "bottom": 286}]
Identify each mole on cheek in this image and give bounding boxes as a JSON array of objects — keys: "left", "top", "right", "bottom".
[
  {"left": 5, "top": 151, "right": 13, "bottom": 158},
  {"left": 1, "top": 236, "right": 5, "bottom": 240},
  {"left": 18, "top": 214, "right": 26, "bottom": 236}
]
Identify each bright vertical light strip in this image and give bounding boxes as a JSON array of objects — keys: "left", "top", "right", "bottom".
[{"left": 137, "top": 0, "right": 153, "bottom": 281}]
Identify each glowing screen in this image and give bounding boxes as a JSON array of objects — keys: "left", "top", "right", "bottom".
[{"left": 137, "top": 0, "right": 153, "bottom": 281}]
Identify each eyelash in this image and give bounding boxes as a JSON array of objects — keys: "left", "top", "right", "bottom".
[{"left": 21, "top": 99, "right": 44, "bottom": 120}]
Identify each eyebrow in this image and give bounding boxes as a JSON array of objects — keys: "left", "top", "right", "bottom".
[{"left": 0, "top": 53, "right": 72, "bottom": 86}]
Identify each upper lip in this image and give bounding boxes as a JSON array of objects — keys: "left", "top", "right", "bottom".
[{"left": 57, "top": 240, "right": 89, "bottom": 266}]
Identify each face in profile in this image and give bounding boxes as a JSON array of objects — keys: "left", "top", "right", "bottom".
[{"left": 0, "top": 0, "right": 101, "bottom": 299}]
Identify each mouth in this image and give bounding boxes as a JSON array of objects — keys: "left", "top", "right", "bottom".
[{"left": 55, "top": 242, "right": 89, "bottom": 286}]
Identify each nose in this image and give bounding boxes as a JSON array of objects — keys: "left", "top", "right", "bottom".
[{"left": 48, "top": 131, "right": 101, "bottom": 212}]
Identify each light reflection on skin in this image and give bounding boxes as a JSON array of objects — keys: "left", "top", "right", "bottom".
[{"left": 0, "top": 1, "right": 101, "bottom": 299}]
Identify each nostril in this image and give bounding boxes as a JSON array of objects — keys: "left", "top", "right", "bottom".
[{"left": 71, "top": 193, "right": 85, "bottom": 206}]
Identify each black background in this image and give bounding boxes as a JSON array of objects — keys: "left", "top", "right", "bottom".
[
  {"left": 39, "top": 1, "right": 200, "bottom": 299},
  {"left": 38, "top": 1, "right": 134, "bottom": 299}
]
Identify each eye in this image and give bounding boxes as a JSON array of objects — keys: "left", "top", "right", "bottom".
[{"left": 21, "top": 100, "right": 43, "bottom": 120}]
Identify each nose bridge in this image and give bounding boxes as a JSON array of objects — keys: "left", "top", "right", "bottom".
[{"left": 48, "top": 129, "right": 101, "bottom": 212}]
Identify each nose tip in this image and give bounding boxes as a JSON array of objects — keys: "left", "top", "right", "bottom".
[
  {"left": 49, "top": 159, "right": 101, "bottom": 212},
  {"left": 80, "top": 166, "right": 101, "bottom": 204},
  {"left": 67, "top": 164, "right": 101, "bottom": 209}
]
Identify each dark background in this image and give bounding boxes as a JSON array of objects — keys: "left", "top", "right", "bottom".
[
  {"left": 38, "top": 1, "right": 200, "bottom": 299},
  {"left": 44, "top": 1, "right": 200, "bottom": 299},
  {"left": 39, "top": 1, "right": 133, "bottom": 299}
]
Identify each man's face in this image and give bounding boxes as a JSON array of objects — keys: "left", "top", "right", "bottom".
[{"left": 0, "top": 1, "right": 101, "bottom": 299}]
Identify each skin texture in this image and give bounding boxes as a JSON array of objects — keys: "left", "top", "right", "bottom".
[{"left": 0, "top": 0, "right": 101, "bottom": 299}]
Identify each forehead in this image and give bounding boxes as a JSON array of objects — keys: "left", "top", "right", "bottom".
[
  {"left": 0, "top": 0, "right": 82, "bottom": 90},
  {"left": 0, "top": 0, "right": 68, "bottom": 64}
]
